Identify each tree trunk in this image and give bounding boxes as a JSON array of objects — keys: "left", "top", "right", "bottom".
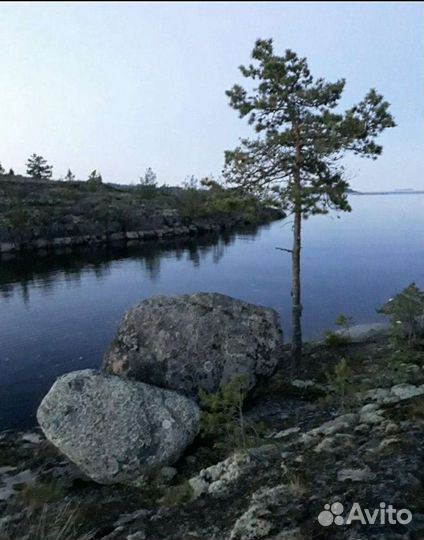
[
  {"left": 291, "top": 208, "right": 302, "bottom": 362},
  {"left": 292, "top": 125, "right": 303, "bottom": 363}
]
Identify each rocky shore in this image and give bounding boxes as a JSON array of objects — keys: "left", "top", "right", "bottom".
[
  {"left": 0, "top": 175, "right": 282, "bottom": 255},
  {"left": 0, "top": 217, "right": 269, "bottom": 255},
  {"left": 1, "top": 293, "right": 423, "bottom": 540}
]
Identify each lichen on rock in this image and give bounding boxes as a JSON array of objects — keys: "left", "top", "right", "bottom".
[
  {"left": 37, "top": 370, "right": 200, "bottom": 485},
  {"left": 102, "top": 293, "right": 283, "bottom": 399}
]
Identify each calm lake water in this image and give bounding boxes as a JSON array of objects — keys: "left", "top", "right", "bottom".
[{"left": 1, "top": 194, "right": 423, "bottom": 430}]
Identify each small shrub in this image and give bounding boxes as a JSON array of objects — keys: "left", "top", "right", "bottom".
[
  {"left": 134, "top": 469, "right": 193, "bottom": 509},
  {"left": 199, "top": 375, "right": 263, "bottom": 453},
  {"left": 160, "top": 481, "right": 194, "bottom": 507},
  {"left": 335, "top": 314, "right": 355, "bottom": 334},
  {"left": 177, "top": 176, "right": 207, "bottom": 220},
  {"left": 201, "top": 178, "right": 257, "bottom": 221},
  {"left": 86, "top": 170, "right": 103, "bottom": 190},
  {"left": 136, "top": 184, "right": 157, "bottom": 200},
  {"left": 62, "top": 186, "right": 80, "bottom": 201},
  {"left": 176, "top": 176, "right": 258, "bottom": 223},
  {"left": 6, "top": 204, "right": 30, "bottom": 232},
  {"left": 323, "top": 331, "right": 348, "bottom": 348},
  {"left": 380, "top": 349, "right": 421, "bottom": 386},
  {"left": 135, "top": 468, "right": 166, "bottom": 507},
  {"left": 378, "top": 283, "right": 424, "bottom": 346},
  {"left": 323, "top": 314, "right": 355, "bottom": 347},
  {"left": 324, "top": 357, "right": 357, "bottom": 410},
  {"left": 136, "top": 167, "right": 158, "bottom": 199}
]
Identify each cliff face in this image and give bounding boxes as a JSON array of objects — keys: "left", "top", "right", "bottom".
[{"left": 0, "top": 175, "right": 282, "bottom": 254}]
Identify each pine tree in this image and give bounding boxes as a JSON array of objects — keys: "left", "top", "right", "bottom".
[
  {"left": 0, "top": 162, "right": 5, "bottom": 175},
  {"left": 137, "top": 167, "right": 157, "bottom": 199},
  {"left": 141, "top": 167, "right": 157, "bottom": 186},
  {"left": 26, "top": 154, "right": 53, "bottom": 180},
  {"left": 224, "top": 39, "right": 395, "bottom": 362},
  {"left": 87, "top": 170, "right": 102, "bottom": 184},
  {"left": 65, "top": 169, "right": 76, "bottom": 182}
]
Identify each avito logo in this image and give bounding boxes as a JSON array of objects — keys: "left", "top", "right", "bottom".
[{"left": 318, "top": 501, "right": 412, "bottom": 527}]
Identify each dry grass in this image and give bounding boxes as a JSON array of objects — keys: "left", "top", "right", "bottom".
[{"left": 0, "top": 502, "right": 93, "bottom": 540}]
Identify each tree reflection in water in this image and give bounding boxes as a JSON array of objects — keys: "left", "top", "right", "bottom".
[{"left": 0, "top": 226, "right": 261, "bottom": 305}]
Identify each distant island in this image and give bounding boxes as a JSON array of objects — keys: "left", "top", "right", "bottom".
[{"left": 348, "top": 188, "right": 424, "bottom": 195}]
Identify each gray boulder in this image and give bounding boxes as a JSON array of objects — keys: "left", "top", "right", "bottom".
[
  {"left": 37, "top": 369, "right": 200, "bottom": 486},
  {"left": 102, "top": 293, "right": 283, "bottom": 399}
]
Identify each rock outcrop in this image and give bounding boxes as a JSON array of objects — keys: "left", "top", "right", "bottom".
[
  {"left": 335, "top": 322, "right": 390, "bottom": 342},
  {"left": 37, "top": 369, "right": 200, "bottom": 485},
  {"left": 0, "top": 175, "right": 282, "bottom": 254},
  {"left": 3, "top": 338, "right": 424, "bottom": 540},
  {"left": 102, "top": 293, "right": 283, "bottom": 399}
]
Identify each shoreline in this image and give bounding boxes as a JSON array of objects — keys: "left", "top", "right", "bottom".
[
  {"left": 0, "top": 215, "right": 280, "bottom": 257},
  {"left": 0, "top": 174, "right": 283, "bottom": 258},
  {"left": 1, "top": 323, "right": 390, "bottom": 433},
  {"left": 350, "top": 190, "right": 424, "bottom": 196}
]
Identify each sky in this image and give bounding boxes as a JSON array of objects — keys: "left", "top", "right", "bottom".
[{"left": 0, "top": 1, "right": 423, "bottom": 190}]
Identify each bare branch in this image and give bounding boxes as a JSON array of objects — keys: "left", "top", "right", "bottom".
[{"left": 280, "top": 219, "right": 294, "bottom": 228}]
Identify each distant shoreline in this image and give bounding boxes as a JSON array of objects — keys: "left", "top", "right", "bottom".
[{"left": 350, "top": 190, "right": 424, "bottom": 196}]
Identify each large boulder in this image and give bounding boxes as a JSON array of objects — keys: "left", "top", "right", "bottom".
[
  {"left": 102, "top": 293, "right": 283, "bottom": 399},
  {"left": 37, "top": 369, "right": 200, "bottom": 486}
]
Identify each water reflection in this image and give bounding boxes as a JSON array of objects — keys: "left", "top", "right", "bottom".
[
  {"left": 1, "top": 225, "right": 269, "bottom": 430},
  {"left": 0, "top": 226, "right": 260, "bottom": 306}
]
